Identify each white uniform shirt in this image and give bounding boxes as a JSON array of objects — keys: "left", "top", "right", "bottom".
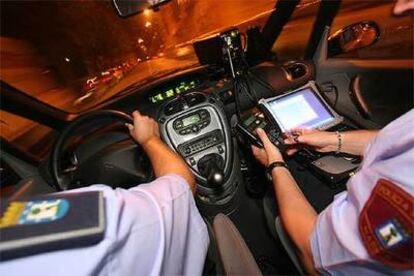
[
  {"left": 0, "top": 174, "right": 210, "bottom": 275},
  {"left": 311, "top": 109, "right": 414, "bottom": 275}
]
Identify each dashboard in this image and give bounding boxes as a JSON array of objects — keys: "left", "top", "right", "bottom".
[
  {"left": 106, "top": 60, "right": 314, "bottom": 124},
  {"left": 0, "top": 59, "right": 336, "bottom": 206},
  {"left": 148, "top": 78, "right": 203, "bottom": 104},
  {"left": 76, "top": 60, "right": 314, "bottom": 202}
]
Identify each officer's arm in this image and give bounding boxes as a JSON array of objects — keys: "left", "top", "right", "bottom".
[
  {"left": 285, "top": 129, "right": 379, "bottom": 157},
  {"left": 336, "top": 130, "right": 378, "bottom": 156},
  {"left": 271, "top": 168, "right": 318, "bottom": 275},
  {"left": 127, "top": 111, "right": 196, "bottom": 193},
  {"left": 143, "top": 138, "right": 196, "bottom": 193},
  {"left": 254, "top": 129, "right": 318, "bottom": 274}
]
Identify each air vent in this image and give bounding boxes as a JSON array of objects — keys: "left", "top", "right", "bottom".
[
  {"left": 185, "top": 93, "right": 206, "bottom": 107},
  {"left": 164, "top": 99, "right": 184, "bottom": 116},
  {"left": 283, "top": 62, "right": 308, "bottom": 81}
]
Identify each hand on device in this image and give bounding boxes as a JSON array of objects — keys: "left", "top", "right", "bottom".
[
  {"left": 126, "top": 110, "right": 160, "bottom": 146},
  {"left": 251, "top": 128, "right": 284, "bottom": 166},
  {"left": 284, "top": 128, "right": 337, "bottom": 155}
]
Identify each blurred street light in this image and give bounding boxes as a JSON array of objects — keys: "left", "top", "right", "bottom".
[
  {"left": 64, "top": 57, "right": 70, "bottom": 62},
  {"left": 145, "top": 21, "right": 152, "bottom": 28},
  {"left": 138, "top": 38, "right": 144, "bottom": 44},
  {"left": 143, "top": 9, "right": 151, "bottom": 16}
]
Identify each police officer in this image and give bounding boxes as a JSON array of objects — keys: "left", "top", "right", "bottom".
[
  {"left": 252, "top": 109, "right": 414, "bottom": 274},
  {"left": 0, "top": 111, "right": 209, "bottom": 275}
]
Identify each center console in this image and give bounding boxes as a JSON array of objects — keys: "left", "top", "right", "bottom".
[{"left": 158, "top": 92, "right": 237, "bottom": 202}]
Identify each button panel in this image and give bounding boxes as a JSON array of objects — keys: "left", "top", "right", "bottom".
[
  {"left": 173, "top": 109, "right": 210, "bottom": 135},
  {"left": 177, "top": 130, "right": 223, "bottom": 157}
]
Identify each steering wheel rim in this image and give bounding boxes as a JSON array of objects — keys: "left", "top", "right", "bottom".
[{"left": 51, "top": 109, "right": 134, "bottom": 190}]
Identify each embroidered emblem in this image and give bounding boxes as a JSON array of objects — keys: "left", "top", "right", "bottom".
[
  {"left": 0, "top": 199, "right": 69, "bottom": 228},
  {"left": 359, "top": 178, "right": 414, "bottom": 270},
  {"left": 375, "top": 219, "right": 409, "bottom": 249}
]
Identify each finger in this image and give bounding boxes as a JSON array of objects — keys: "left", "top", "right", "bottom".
[
  {"left": 125, "top": 123, "right": 134, "bottom": 130},
  {"left": 256, "top": 128, "right": 273, "bottom": 149},
  {"left": 133, "top": 111, "right": 142, "bottom": 127},
  {"left": 296, "top": 134, "right": 310, "bottom": 144},
  {"left": 251, "top": 145, "right": 260, "bottom": 155},
  {"left": 287, "top": 128, "right": 301, "bottom": 136},
  {"left": 284, "top": 135, "right": 299, "bottom": 145},
  {"left": 286, "top": 148, "right": 298, "bottom": 156},
  {"left": 132, "top": 110, "right": 141, "bottom": 117},
  {"left": 292, "top": 128, "right": 315, "bottom": 136}
]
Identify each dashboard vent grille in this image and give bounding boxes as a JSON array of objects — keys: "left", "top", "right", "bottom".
[
  {"left": 185, "top": 93, "right": 206, "bottom": 107},
  {"left": 164, "top": 100, "right": 184, "bottom": 116}
]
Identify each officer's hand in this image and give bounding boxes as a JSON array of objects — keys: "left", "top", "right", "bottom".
[
  {"left": 251, "top": 128, "right": 284, "bottom": 166},
  {"left": 126, "top": 110, "right": 160, "bottom": 146},
  {"left": 284, "top": 128, "right": 337, "bottom": 155}
]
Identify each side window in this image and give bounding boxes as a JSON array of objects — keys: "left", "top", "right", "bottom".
[
  {"left": 0, "top": 111, "right": 57, "bottom": 160},
  {"left": 329, "top": 1, "right": 413, "bottom": 59},
  {"left": 271, "top": 2, "right": 319, "bottom": 60}
]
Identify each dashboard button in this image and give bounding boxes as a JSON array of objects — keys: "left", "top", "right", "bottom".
[
  {"left": 174, "top": 123, "right": 181, "bottom": 130},
  {"left": 189, "top": 157, "right": 196, "bottom": 166},
  {"left": 217, "top": 145, "right": 224, "bottom": 154},
  {"left": 192, "top": 126, "right": 198, "bottom": 132},
  {"left": 179, "top": 130, "right": 186, "bottom": 135}
]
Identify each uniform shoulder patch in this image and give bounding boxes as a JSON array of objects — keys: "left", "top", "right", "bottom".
[{"left": 359, "top": 178, "right": 414, "bottom": 270}]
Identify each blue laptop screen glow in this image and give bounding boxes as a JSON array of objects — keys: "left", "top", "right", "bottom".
[{"left": 268, "top": 88, "right": 335, "bottom": 132}]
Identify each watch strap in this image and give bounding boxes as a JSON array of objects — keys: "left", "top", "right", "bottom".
[{"left": 266, "top": 161, "right": 288, "bottom": 180}]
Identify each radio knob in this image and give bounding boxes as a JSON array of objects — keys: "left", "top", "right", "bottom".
[{"left": 189, "top": 157, "right": 196, "bottom": 166}]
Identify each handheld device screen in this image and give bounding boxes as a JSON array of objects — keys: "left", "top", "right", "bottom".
[{"left": 267, "top": 88, "right": 335, "bottom": 132}]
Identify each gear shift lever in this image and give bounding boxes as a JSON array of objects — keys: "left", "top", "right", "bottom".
[{"left": 197, "top": 153, "right": 225, "bottom": 187}]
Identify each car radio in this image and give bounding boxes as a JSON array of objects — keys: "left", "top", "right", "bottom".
[
  {"left": 173, "top": 109, "right": 211, "bottom": 135},
  {"left": 177, "top": 130, "right": 223, "bottom": 158}
]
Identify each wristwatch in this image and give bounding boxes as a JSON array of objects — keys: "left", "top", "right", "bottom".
[{"left": 266, "top": 161, "right": 288, "bottom": 181}]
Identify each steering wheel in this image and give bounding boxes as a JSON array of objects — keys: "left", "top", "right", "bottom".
[{"left": 51, "top": 110, "right": 153, "bottom": 190}]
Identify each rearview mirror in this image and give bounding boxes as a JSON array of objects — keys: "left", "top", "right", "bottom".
[
  {"left": 328, "top": 21, "right": 380, "bottom": 57},
  {"left": 112, "top": 0, "right": 170, "bottom": 17}
]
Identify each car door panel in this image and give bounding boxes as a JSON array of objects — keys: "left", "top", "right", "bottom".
[{"left": 314, "top": 28, "right": 413, "bottom": 129}]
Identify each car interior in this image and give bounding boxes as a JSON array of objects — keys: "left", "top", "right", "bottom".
[{"left": 1, "top": 0, "right": 413, "bottom": 274}]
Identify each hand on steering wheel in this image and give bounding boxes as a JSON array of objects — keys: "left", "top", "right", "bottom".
[
  {"left": 51, "top": 110, "right": 153, "bottom": 191},
  {"left": 126, "top": 111, "right": 160, "bottom": 147}
]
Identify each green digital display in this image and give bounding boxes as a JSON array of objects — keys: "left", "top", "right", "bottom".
[
  {"left": 149, "top": 80, "right": 199, "bottom": 103},
  {"left": 182, "top": 114, "right": 201, "bottom": 127}
]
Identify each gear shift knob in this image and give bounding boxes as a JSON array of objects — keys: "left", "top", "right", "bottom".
[
  {"left": 206, "top": 161, "right": 224, "bottom": 186},
  {"left": 197, "top": 153, "right": 225, "bottom": 187}
]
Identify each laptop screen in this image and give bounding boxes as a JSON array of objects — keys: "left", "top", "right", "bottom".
[{"left": 267, "top": 88, "right": 335, "bottom": 132}]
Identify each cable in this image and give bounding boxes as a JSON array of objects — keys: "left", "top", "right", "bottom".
[
  {"left": 241, "top": 54, "right": 275, "bottom": 93},
  {"left": 233, "top": 77, "right": 242, "bottom": 120}
]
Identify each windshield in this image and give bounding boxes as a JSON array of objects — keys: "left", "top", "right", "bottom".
[{"left": 0, "top": 0, "right": 278, "bottom": 113}]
